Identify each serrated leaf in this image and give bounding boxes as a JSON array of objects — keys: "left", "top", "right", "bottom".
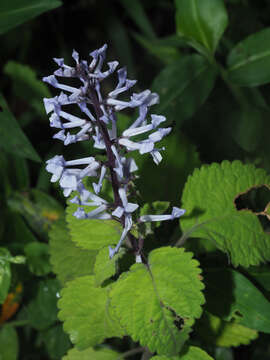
[
  {"left": 49, "top": 218, "right": 97, "bottom": 285},
  {"left": 94, "top": 247, "right": 125, "bottom": 287},
  {"left": 63, "top": 347, "right": 120, "bottom": 360},
  {"left": 0, "top": 248, "right": 11, "bottom": 304},
  {"left": 0, "top": 325, "right": 18, "bottom": 360},
  {"left": 196, "top": 311, "right": 258, "bottom": 347},
  {"left": 4, "top": 61, "right": 50, "bottom": 116},
  {"left": 152, "top": 55, "right": 216, "bottom": 127},
  {"left": 152, "top": 345, "right": 214, "bottom": 359},
  {"left": 66, "top": 201, "right": 122, "bottom": 250},
  {"left": 58, "top": 276, "right": 124, "bottom": 350},
  {"left": 0, "top": 0, "right": 62, "bottom": 35},
  {"left": 205, "top": 268, "right": 270, "bottom": 333},
  {"left": 0, "top": 94, "right": 41, "bottom": 162},
  {"left": 227, "top": 28, "right": 270, "bottom": 87},
  {"left": 175, "top": 0, "right": 228, "bottom": 53},
  {"left": 180, "top": 160, "right": 270, "bottom": 267},
  {"left": 110, "top": 247, "right": 204, "bottom": 355},
  {"left": 27, "top": 279, "right": 60, "bottom": 330},
  {"left": 24, "top": 242, "right": 51, "bottom": 276}
]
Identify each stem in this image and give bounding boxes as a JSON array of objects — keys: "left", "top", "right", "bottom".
[
  {"left": 1, "top": 320, "right": 29, "bottom": 327},
  {"left": 116, "top": 347, "right": 144, "bottom": 359},
  {"left": 140, "top": 348, "right": 153, "bottom": 360},
  {"left": 88, "top": 86, "right": 122, "bottom": 208}
]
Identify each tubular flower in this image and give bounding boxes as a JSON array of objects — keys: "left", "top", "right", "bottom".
[{"left": 44, "top": 44, "right": 185, "bottom": 259}]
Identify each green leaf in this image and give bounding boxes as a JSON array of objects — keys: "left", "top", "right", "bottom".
[
  {"left": 41, "top": 324, "right": 71, "bottom": 359},
  {"left": 180, "top": 160, "right": 270, "bottom": 267},
  {"left": 118, "top": 0, "right": 156, "bottom": 39},
  {"left": 134, "top": 132, "right": 200, "bottom": 202},
  {"left": 227, "top": 28, "right": 270, "bottom": 87},
  {"left": 0, "top": 0, "right": 62, "bottom": 35},
  {"left": 152, "top": 345, "right": 214, "bottom": 359},
  {"left": 49, "top": 218, "right": 97, "bottom": 285},
  {"left": 58, "top": 276, "right": 124, "bottom": 350},
  {"left": 175, "top": 0, "right": 228, "bottom": 53},
  {"left": 110, "top": 247, "right": 204, "bottom": 355},
  {"left": 24, "top": 242, "right": 51, "bottom": 276},
  {"left": 94, "top": 247, "right": 125, "bottom": 287},
  {"left": 0, "top": 94, "right": 41, "bottom": 162},
  {"left": 133, "top": 32, "right": 182, "bottom": 64},
  {"left": 152, "top": 55, "right": 216, "bottom": 127},
  {"left": 4, "top": 61, "right": 51, "bottom": 117},
  {"left": 246, "top": 265, "right": 270, "bottom": 291},
  {"left": 27, "top": 279, "right": 60, "bottom": 330},
  {"left": 196, "top": 311, "right": 258, "bottom": 347},
  {"left": 0, "top": 325, "right": 18, "bottom": 360},
  {"left": 66, "top": 201, "right": 122, "bottom": 250},
  {"left": 0, "top": 247, "right": 11, "bottom": 304},
  {"left": 204, "top": 268, "right": 270, "bottom": 333},
  {"left": 63, "top": 347, "right": 120, "bottom": 360}
]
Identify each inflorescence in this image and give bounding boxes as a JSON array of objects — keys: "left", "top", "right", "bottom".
[{"left": 43, "top": 44, "right": 185, "bottom": 260}]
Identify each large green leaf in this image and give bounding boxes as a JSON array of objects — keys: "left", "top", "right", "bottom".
[
  {"left": 152, "top": 55, "right": 216, "bottom": 127},
  {"left": 0, "top": 248, "right": 11, "bottom": 304},
  {"left": 151, "top": 345, "right": 214, "bottom": 359},
  {"left": 246, "top": 265, "right": 270, "bottom": 291},
  {"left": 66, "top": 201, "right": 122, "bottom": 250},
  {"left": 58, "top": 276, "right": 124, "bottom": 350},
  {"left": 0, "top": 326, "right": 18, "bottom": 360},
  {"left": 196, "top": 311, "right": 258, "bottom": 347},
  {"left": 180, "top": 161, "right": 270, "bottom": 267},
  {"left": 227, "top": 28, "right": 270, "bottom": 87},
  {"left": 175, "top": 0, "right": 228, "bottom": 53},
  {"left": 63, "top": 347, "right": 120, "bottom": 360},
  {"left": 0, "top": 0, "right": 62, "bottom": 35},
  {"left": 204, "top": 268, "right": 270, "bottom": 333},
  {"left": 0, "top": 94, "right": 41, "bottom": 162},
  {"left": 49, "top": 218, "right": 97, "bottom": 285},
  {"left": 110, "top": 247, "right": 205, "bottom": 355}
]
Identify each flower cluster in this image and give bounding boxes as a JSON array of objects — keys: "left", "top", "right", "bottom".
[{"left": 43, "top": 44, "right": 185, "bottom": 260}]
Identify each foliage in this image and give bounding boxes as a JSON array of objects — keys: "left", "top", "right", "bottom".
[{"left": 1, "top": 0, "right": 270, "bottom": 359}]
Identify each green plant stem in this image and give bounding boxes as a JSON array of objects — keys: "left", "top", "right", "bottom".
[
  {"left": 140, "top": 348, "right": 153, "bottom": 360},
  {"left": 116, "top": 347, "right": 144, "bottom": 359},
  {"left": 1, "top": 320, "right": 29, "bottom": 327}
]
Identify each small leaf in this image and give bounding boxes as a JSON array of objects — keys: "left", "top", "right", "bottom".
[
  {"left": 204, "top": 268, "right": 270, "bottom": 333},
  {"left": 66, "top": 201, "right": 122, "bottom": 250},
  {"left": 196, "top": 311, "right": 258, "bottom": 347},
  {"left": 110, "top": 247, "right": 205, "bottom": 355},
  {"left": 49, "top": 218, "right": 97, "bottom": 285},
  {"left": 0, "top": 248, "right": 11, "bottom": 304},
  {"left": 151, "top": 345, "right": 214, "bottom": 359},
  {"left": 0, "top": 325, "right": 18, "bottom": 360},
  {"left": 63, "top": 347, "right": 120, "bottom": 360},
  {"left": 24, "top": 242, "right": 51, "bottom": 276},
  {"left": 180, "top": 161, "right": 270, "bottom": 267},
  {"left": 0, "top": 0, "right": 62, "bottom": 35},
  {"left": 27, "top": 279, "right": 60, "bottom": 330},
  {"left": 152, "top": 55, "right": 216, "bottom": 127},
  {"left": 175, "top": 0, "right": 228, "bottom": 53},
  {"left": 94, "top": 247, "right": 125, "bottom": 287},
  {"left": 227, "top": 28, "right": 270, "bottom": 87},
  {"left": 0, "top": 94, "right": 41, "bottom": 162},
  {"left": 58, "top": 276, "right": 124, "bottom": 350}
]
